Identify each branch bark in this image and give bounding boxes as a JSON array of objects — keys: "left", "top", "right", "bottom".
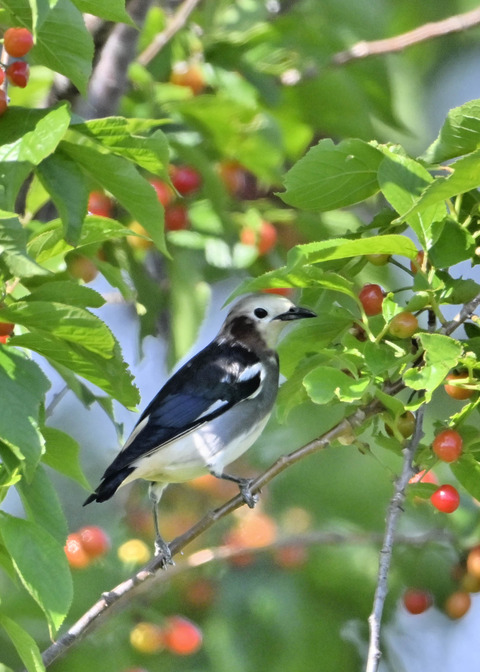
[{"left": 332, "top": 7, "right": 480, "bottom": 65}]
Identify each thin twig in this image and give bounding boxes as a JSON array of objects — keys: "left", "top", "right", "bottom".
[
  {"left": 332, "top": 7, "right": 480, "bottom": 66},
  {"left": 365, "top": 404, "right": 426, "bottom": 672},
  {"left": 441, "top": 291, "right": 480, "bottom": 336},
  {"left": 137, "top": 0, "right": 203, "bottom": 66}
]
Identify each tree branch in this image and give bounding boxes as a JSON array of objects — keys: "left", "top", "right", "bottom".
[
  {"left": 137, "top": 0, "right": 203, "bottom": 66},
  {"left": 331, "top": 7, "right": 480, "bottom": 66},
  {"left": 365, "top": 404, "right": 425, "bottom": 672},
  {"left": 441, "top": 291, "right": 480, "bottom": 336}
]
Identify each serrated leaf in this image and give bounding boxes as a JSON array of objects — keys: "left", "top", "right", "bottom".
[
  {"left": 281, "top": 138, "right": 383, "bottom": 211},
  {"left": 377, "top": 152, "right": 446, "bottom": 248},
  {"left": 10, "top": 332, "right": 139, "bottom": 408},
  {"left": 0, "top": 614, "right": 45, "bottom": 672},
  {"left": 72, "top": 0, "right": 134, "bottom": 24},
  {"left": 0, "top": 211, "right": 50, "bottom": 277},
  {"left": 0, "top": 302, "right": 115, "bottom": 357},
  {"left": 450, "top": 454, "right": 480, "bottom": 501},
  {"left": 286, "top": 234, "right": 417, "bottom": 269},
  {"left": 0, "top": 514, "right": 72, "bottom": 636},
  {"left": 422, "top": 99, "right": 480, "bottom": 163},
  {"left": 404, "top": 333, "right": 462, "bottom": 399},
  {"left": 428, "top": 218, "right": 476, "bottom": 268},
  {"left": 42, "top": 426, "right": 91, "bottom": 490},
  {"left": 30, "top": 0, "right": 94, "bottom": 94},
  {"left": 17, "top": 464, "right": 68, "bottom": 543},
  {"left": 36, "top": 150, "right": 88, "bottom": 245},
  {"left": 0, "top": 104, "right": 71, "bottom": 164},
  {"left": 0, "top": 348, "right": 49, "bottom": 479},
  {"left": 303, "top": 366, "right": 370, "bottom": 404},
  {"left": 60, "top": 141, "right": 168, "bottom": 255},
  {"left": 25, "top": 281, "right": 105, "bottom": 308},
  {"left": 364, "top": 342, "right": 402, "bottom": 376}
]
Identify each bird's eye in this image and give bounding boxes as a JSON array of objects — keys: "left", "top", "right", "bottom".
[{"left": 254, "top": 307, "right": 268, "bottom": 319}]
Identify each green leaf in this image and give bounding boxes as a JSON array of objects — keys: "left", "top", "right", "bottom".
[
  {"left": 36, "top": 150, "right": 89, "bottom": 245},
  {"left": 61, "top": 141, "right": 168, "bottom": 256},
  {"left": 71, "top": 0, "right": 134, "bottom": 24},
  {"left": 401, "top": 151, "right": 480, "bottom": 223},
  {"left": 30, "top": 0, "right": 94, "bottom": 94},
  {"left": 42, "top": 426, "right": 91, "bottom": 490},
  {"left": 75, "top": 118, "right": 169, "bottom": 175},
  {"left": 303, "top": 366, "right": 370, "bottom": 404},
  {"left": 428, "top": 218, "right": 476, "bottom": 267},
  {"left": 17, "top": 465, "right": 68, "bottom": 543},
  {"left": 10, "top": 332, "right": 139, "bottom": 408},
  {"left": 403, "top": 333, "right": 462, "bottom": 399},
  {"left": 281, "top": 138, "right": 383, "bottom": 211},
  {"left": 364, "top": 341, "right": 403, "bottom": 376},
  {"left": 0, "top": 302, "right": 116, "bottom": 357},
  {"left": 0, "top": 161, "right": 33, "bottom": 211},
  {"left": 25, "top": 281, "right": 105, "bottom": 308},
  {"left": 0, "top": 348, "right": 49, "bottom": 479},
  {"left": 0, "top": 211, "right": 50, "bottom": 277},
  {"left": 286, "top": 234, "right": 417, "bottom": 269},
  {"left": 0, "top": 613, "right": 45, "bottom": 672},
  {"left": 450, "top": 453, "right": 480, "bottom": 501},
  {"left": 0, "top": 104, "right": 71, "bottom": 164},
  {"left": 377, "top": 151, "right": 446, "bottom": 248},
  {"left": 422, "top": 99, "right": 480, "bottom": 163},
  {"left": 0, "top": 514, "right": 72, "bottom": 636}
]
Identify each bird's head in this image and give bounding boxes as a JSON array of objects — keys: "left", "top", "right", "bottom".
[{"left": 222, "top": 293, "right": 316, "bottom": 348}]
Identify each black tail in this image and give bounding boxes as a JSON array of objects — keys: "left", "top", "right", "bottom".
[{"left": 83, "top": 467, "right": 135, "bottom": 506}]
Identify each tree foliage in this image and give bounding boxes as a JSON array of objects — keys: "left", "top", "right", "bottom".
[{"left": 1, "top": 1, "right": 480, "bottom": 671}]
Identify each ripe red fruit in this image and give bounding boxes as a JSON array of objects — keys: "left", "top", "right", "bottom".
[
  {"left": 262, "top": 288, "right": 294, "bottom": 297},
  {"left": 0, "top": 321, "right": 14, "bottom": 337},
  {"left": 358, "top": 283, "right": 384, "bottom": 316},
  {"left": 169, "top": 62, "right": 205, "bottom": 95},
  {"left": 410, "top": 250, "right": 425, "bottom": 274},
  {"left": 78, "top": 526, "right": 110, "bottom": 559},
  {"left": 0, "top": 69, "right": 4, "bottom": 86},
  {"left": 64, "top": 533, "right": 91, "bottom": 569},
  {"left": 6, "top": 61, "right": 29, "bottom": 88},
  {"left": 88, "top": 191, "right": 113, "bottom": 217},
  {"left": 218, "top": 160, "right": 248, "bottom": 196},
  {"left": 165, "top": 204, "right": 189, "bottom": 231},
  {"left": 241, "top": 220, "right": 278, "bottom": 255},
  {"left": 402, "top": 588, "right": 432, "bottom": 615},
  {"left": 149, "top": 178, "right": 174, "bottom": 207},
  {"left": 444, "top": 373, "right": 474, "bottom": 400},
  {"left": 409, "top": 469, "right": 438, "bottom": 485},
  {"left": 4, "top": 28, "right": 34, "bottom": 58},
  {"left": 388, "top": 312, "right": 418, "bottom": 338},
  {"left": 163, "top": 616, "right": 203, "bottom": 656},
  {"left": 170, "top": 166, "right": 202, "bottom": 196},
  {"left": 466, "top": 545, "right": 480, "bottom": 579},
  {"left": 432, "top": 429, "right": 463, "bottom": 463},
  {"left": 0, "top": 90, "right": 7, "bottom": 116},
  {"left": 444, "top": 591, "right": 471, "bottom": 620},
  {"left": 430, "top": 484, "right": 460, "bottom": 513}
]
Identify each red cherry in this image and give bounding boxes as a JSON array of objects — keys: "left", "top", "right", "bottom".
[
  {"left": 78, "top": 526, "right": 110, "bottom": 559},
  {"left": 88, "top": 191, "right": 113, "bottom": 217},
  {"left": 0, "top": 321, "right": 14, "bottom": 337},
  {"left": 432, "top": 429, "right": 463, "bottom": 463},
  {"left": 170, "top": 166, "right": 202, "bottom": 196},
  {"left": 4, "top": 28, "right": 34, "bottom": 58},
  {"left": 402, "top": 588, "right": 432, "bottom": 615},
  {"left": 409, "top": 469, "right": 438, "bottom": 485},
  {"left": 445, "top": 591, "right": 471, "bottom": 619},
  {"left": 0, "top": 69, "right": 4, "bottom": 86},
  {"left": 241, "top": 220, "right": 277, "bottom": 255},
  {"left": 6, "top": 61, "right": 30, "bottom": 88},
  {"left": 430, "top": 484, "right": 460, "bottom": 513},
  {"left": 0, "top": 91, "right": 7, "bottom": 116},
  {"left": 218, "top": 160, "right": 248, "bottom": 196},
  {"left": 64, "top": 533, "right": 91, "bottom": 569},
  {"left": 149, "top": 178, "right": 174, "bottom": 207},
  {"left": 262, "top": 288, "right": 294, "bottom": 297},
  {"left": 388, "top": 312, "right": 418, "bottom": 338},
  {"left": 169, "top": 62, "right": 205, "bottom": 95},
  {"left": 165, "top": 204, "right": 189, "bottom": 231},
  {"left": 358, "top": 283, "right": 384, "bottom": 316},
  {"left": 163, "top": 616, "right": 203, "bottom": 656},
  {"left": 410, "top": 250, "right": 425, "bottom": 274},
  {"left": 444, "top": 373, "right": 474, "bottom": 400}
]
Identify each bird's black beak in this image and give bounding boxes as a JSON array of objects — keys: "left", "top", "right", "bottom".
[{"left": 275, "top": 305, "right": 317, "bottom": 321}]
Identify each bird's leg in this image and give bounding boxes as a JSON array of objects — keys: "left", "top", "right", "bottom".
[
  {"left": 209, "top": 469, "right": 258, "bottom": 508},
  {"left": 148, "top": 482, "right": 174, "bottom": 567}
]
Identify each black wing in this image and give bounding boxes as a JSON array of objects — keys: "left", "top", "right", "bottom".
[{"left": 101, "top": 340, "right": 262, "bottom": 478}]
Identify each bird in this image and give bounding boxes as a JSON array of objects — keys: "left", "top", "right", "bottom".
[{"left": 84, "top": 293, "right": 316, "bottom": 565}]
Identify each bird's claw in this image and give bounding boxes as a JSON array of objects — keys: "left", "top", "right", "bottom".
[
  {"left": 239, "top": 478, "right": 258, "bottom": 509},
  {"left": 154, "top": 538, "right": 175, "bottom": 568}
]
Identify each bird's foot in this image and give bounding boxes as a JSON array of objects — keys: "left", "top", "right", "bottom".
[
  {"left": 237, "top": 477, "right": 259, "bottom": 509},
  {"left": 154, "top": 537, "right": 175, "bottom": 569}
]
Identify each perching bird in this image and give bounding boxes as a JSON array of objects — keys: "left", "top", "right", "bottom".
[{"left": 84, "top": 293, "right": 316, "bottom": 564}]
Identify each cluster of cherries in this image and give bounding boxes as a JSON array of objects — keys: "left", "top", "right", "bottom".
[{"left": 0, "top": 27, "right": 34, "bottom": 115}]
